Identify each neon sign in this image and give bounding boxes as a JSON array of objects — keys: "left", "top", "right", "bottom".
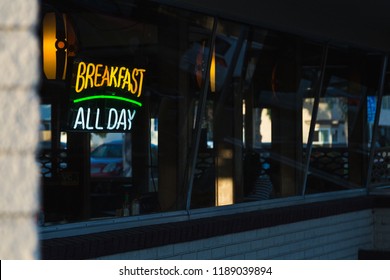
[
  {"left": 74, "top": 62, "right": 145, "bottom": 96},
  {"left": 68, "top": 61, "right": 146, "bottom": 132}
]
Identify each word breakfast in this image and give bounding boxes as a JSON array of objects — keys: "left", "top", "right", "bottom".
[{"left": 74, "top": 61, "right": 146, "bottom": 97}]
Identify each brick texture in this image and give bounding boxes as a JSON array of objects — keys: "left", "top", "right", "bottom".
[
  {"left": 41, "top": 196, "right": 390, "bottom": 260},
  {"left": 0, "top": 0, "right": 40, "bottom": 259},
  {"left": 373, "top": 209, "right": 390, "bottom": 250},
  {"left": 102, "top": 210, "right": 373, "bottom": 260}
]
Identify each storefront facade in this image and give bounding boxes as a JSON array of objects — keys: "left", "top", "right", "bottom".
[{"left": 36, "top": 0, "right": 390, "bottom": 259}]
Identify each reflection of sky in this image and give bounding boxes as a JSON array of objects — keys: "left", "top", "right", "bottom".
[
  {"left": 40, "top": 105, "right": 51, "bottom": 120},
  {"left": 367, "top": 96, "right": 376, "bottom": 124},
  {"left": 379, "top": 109, "right": 390, "bottom": 126}
]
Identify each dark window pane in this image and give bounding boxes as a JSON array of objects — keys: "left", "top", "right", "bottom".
[{"left": 306, "top": 47, "right": 382, "bottom": 194}]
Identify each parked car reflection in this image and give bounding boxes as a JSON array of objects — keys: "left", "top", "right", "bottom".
[
  {"left": 90, "top": 139, "right": 157, "bottom": 178},
  {"left": 90, "top": 140, "right": 124, "bottom": 177}
]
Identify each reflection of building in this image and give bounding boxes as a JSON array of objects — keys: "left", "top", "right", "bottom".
[
  {"left": 2, "top": 0, "right": 390, "bottom": 260},
  {"left": 303, "top": 98, "right": 348, "bottom": 146}
]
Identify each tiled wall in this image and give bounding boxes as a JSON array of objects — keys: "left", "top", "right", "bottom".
[
  {"left": 0, "top": 0, "right": 40, "bottom": 259},
  {"left": 373, "top": 208, "right": 390, "bottom": 250},
  {"left": 98, "top": 209, "right": 374, "bottom": 260}
]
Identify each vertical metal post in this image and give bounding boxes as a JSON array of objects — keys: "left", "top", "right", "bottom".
[
  {"left": 301, "top": 44, "right": 329, "bottom": 196},
  {"left": 185, "top": 18, "right": 218, "bottom": 212},
  {"left": 365, "top": 54, "right": 388, "bottom": 193}
]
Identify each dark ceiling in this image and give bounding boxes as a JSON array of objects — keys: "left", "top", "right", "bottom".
[
  {"left": 43, "top": 0, "right": 390, "bottom": 51},
  {"left": 156, "top": 0, "right": 390, "bottom": 51}
]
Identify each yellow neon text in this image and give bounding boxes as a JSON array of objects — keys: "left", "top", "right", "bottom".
[{"left": 75, "top": 62, "right": 146, "bottom": 97}]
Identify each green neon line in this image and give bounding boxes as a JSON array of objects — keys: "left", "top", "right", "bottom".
[{"left": 73, "top": 95, "right": 142, "bottom": 107}]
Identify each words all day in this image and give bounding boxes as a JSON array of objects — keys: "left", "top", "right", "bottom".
[{"left": 72, "top": 107, "right": 136, "bottom": 131}]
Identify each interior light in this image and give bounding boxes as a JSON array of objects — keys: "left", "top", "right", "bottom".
[
  {"left": 195, "top": 41, "right": 216, "bottom": 93},
  {"left": 56, "top": 40, "right": 67, "bottom": 50},
  {"left": 42, "top": 13, "right": 57, "bottom": 79},
  {"left": 42, "top": 12, "right": 77, "bottom": 80},
  {"left": 210, "top": 47, "right": 216, "bottom": 93}
]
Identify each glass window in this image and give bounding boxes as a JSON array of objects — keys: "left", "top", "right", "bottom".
[
  {"left": 40, "top": 0, "right": 386, "bottom": 226},
  {"left": 41, "top": 0, "right": 214, "bottom": 223},
  {"left": 371, "top": 71, "right": 390, "bottom": 186},
  {"left": 189, "top": 26, "right": 326, "bottom": 207},
  {"left": 243, "top": 34, "right": 325, "bottom": 201},
  {"left": 38, "top": 104, "right": 68, "bottom": 179},
  {"left": 39, "top": 104, "right": 53, "bottom": 178},
  {"left": 305, "top": 47, "right": 382, "bottom": 193},
  {"left": 90, "top": 133, "right": 128, "bottom": 177}
]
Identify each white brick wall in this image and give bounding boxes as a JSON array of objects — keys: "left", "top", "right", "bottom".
[
  {"left": 373, "top": 208, "right": 390, "bottom": 250},
  {"left": 98, "top": 209, "right": 374, "bottom": 260},
  {"left": 0, "top": 0, "right": 40, "bottom": 259}
]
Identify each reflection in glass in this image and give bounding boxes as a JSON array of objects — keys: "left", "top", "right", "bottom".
[
  {"left": 40, "top": 0, "right": 387, "bottom": 225},
  {"left": 189, "top": 28, "right": 329, "bottom": 205},
  {"left": 371, "top": 81, "right": 390, "bottom": 186},
  {"left": 189, "top": 19, "right": 251, "bottom": 208},
  {"left": 39, "top": 105, "right": 68, "bottom": 179},
  {"left": 306, "top": 47, "right": 382, "bottom": 193},
  {"left": 39, "top": 105, "right": 52, "bottom": 177},
  {"left": 245, "top": 36, "right": 325, "bottom": 200},
  {"left": 42, "top": 0, "right": 215, "bottom": 222},
  {"left": 90, "top": 133, "right": 130, "bottom": 177}
]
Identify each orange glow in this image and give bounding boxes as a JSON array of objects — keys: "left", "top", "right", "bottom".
[
  {"left": 42, "top": 13, "right": 57, "bottom": 79},
  {"left": 57, "top": 40, "right": 66, "bottom": 49},
  {"left": 210, "top": 47, "right": 216, "bottom": 92},
  {"left": 216, "top": 177, "right": 234, "bottom": 206},
  {"left": 42, "top": 13, "right": 72, "bottom": 80}
]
